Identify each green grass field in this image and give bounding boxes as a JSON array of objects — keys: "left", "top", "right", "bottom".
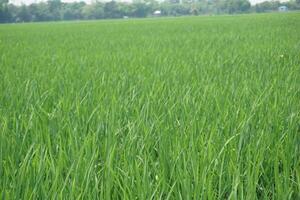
[{"left": 0, "top": 13, "right": 300, "bottom": 199}]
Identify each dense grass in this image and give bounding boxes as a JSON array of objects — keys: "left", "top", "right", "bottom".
[{"left": 0, "top": 13, "right": 300, "bottom": 199}]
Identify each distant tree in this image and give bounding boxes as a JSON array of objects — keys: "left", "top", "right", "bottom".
[
  {"left": 104, "top": 1, "right": 121, "bottom": 18},
  {"left": 47, "top": 0, "right": 62, "bottom": 20},
  {"left": 168, "top": 0, "right": 181, "bottom": 4},
  {"left": 81, "top": 4, "right": 92, "bottom": 19},
  {"left": 62, "top": 2, "right": 85, "bottom": 20},
  {"left": 17, "top": 5, "right": 31, "bottom": 22},
  {"left": 132, "top": 3, "right": 150, "bottom": 17},
  {"left": 255, "top": 1, "right": 280, "bottom": 12},
  {"left": 0, "top": 0, "right": 10, "bottom": 22},
  {"left": 118, "top": 3, "right": 135, "bottom": 17},
  {"left": 82, "top": 3, "right": 104, "bottom": 19},
  {"left": 28, "top": 3, "right": 39, "bottom": 21},
  {"left": 286, "top": 0, "right": 300, "bottom": 9},
  {"left": 7, "top": 4, "right": 18, "bottom": 21},
  {"left": 190, "top": 3, "right": 200, "bottom": 15},
  {"left": 239, "top": 0, "right": 251, "bottom": 11},
  {"left": 1, "top": 0, "right": 298, "bottom": 23},
  {"left": 174, "top": 4, "right": 190, "bottom": 15},
  {"left": 223, "top": 0, "right": 250, "bottom": 13},
  {"left": 30, "top": 3, "right": 53, "bottom": 21}
]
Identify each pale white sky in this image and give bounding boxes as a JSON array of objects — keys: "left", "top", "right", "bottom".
[{"left": 8, "top": 0, "right": 285, "bottom": 6}]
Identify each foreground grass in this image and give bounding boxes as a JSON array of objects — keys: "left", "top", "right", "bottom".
[{"left": 0, "top": 13, "right": 300, "bottom": 199}]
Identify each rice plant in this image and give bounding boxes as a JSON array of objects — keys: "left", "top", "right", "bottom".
[{"left": 0, "top": 13, "right": 300, "bottom": 199}]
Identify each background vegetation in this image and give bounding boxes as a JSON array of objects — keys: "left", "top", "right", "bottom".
[
  {"left": 0, "top": 13, "right": 300, "bottom": 199},
  {"left": 0, "top": 0, "right": 300, "bottom": 23}
]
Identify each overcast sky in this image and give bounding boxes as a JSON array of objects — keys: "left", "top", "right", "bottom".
[{"left": 8, "top": 0, "right": 282, "bottom": 6}]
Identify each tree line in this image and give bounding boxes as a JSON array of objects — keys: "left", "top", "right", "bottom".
[{"left": 0, "top": 0, "right": 300, "bottom": 23}]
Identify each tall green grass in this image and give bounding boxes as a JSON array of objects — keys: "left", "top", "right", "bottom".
[{"left": 0, "top": 13, "right": 300, "bottom": 199}]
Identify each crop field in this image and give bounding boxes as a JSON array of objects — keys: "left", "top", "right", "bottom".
[{"left": 1, "top": 13, "right": 300, "bottom": 199}]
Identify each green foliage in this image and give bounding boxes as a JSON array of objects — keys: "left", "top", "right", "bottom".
[
  {"left": 0, "top": 13, "right": 300, "bottom": 199},
  {"left": 255, "top": 1, "right": 280, "bottom": 12},
  {"left": 225, "top": 0, "right": 251, "bottom": 13},
  {"left": 48, "top": 0, "right": 62, "bottom": 20},
  {"left": 104, "top": 1, "right": 121, "bottom": 18},
  {"left": 160, "top": 3, "right": 190, "bottom": 16},
  {"left": 132, "top": 3, "right": 150, "bottom": 17},
  {"left": 0, "top": 0, "right": 255, "bottom": 23},
  {"left": 17, "top": 5, "right": 31, "bottom": 22},
  {"left": 254, "top": 0, "right": 300, "bottom": 12},
  {"left": 0, "top": 0, "right": 10, "bottom": 22},
  {"left": 62, "top": 2, "right": 86, "bottom": 20},
  {"left": 2, "top": 0, "right": 300, "bottom": 23},
  {"left": 82, "top": 3, "right": 104, "bottom": 19}
]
